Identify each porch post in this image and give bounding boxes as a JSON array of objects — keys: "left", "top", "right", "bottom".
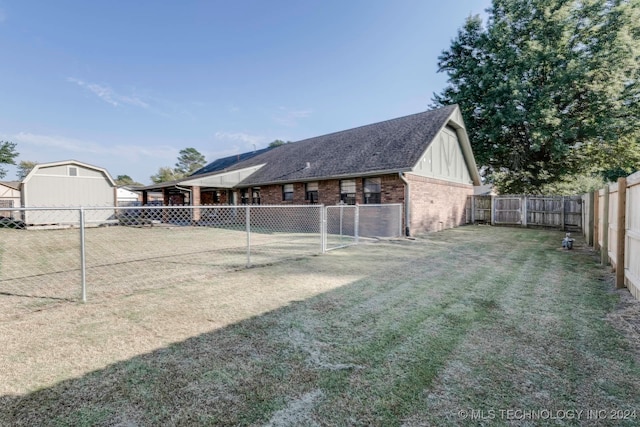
[{"left": 192, "top": 186, "right": 201, "bottom": 223}]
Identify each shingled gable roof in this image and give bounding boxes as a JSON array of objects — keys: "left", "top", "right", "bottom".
[
  {"left": 0, "top": 181, "right": 21, "bottom": 191},
  {"left": 141, "top": 104, "right": 479, "bottom": 191},
  {"left": 215, "top": 104, "right": 475, "bottom": 187}
]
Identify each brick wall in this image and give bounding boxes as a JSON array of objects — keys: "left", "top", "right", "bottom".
[
  {"left": 253, "top": 174, "right": 404, "bottom": 206},
  {"left": 406, "top": 174, "right": 473, "bottom": 234},
  {"left": 238, "top": 173, "right": 472, "bottom": 236}
]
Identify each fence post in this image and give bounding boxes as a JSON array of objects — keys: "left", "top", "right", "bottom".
[
  {"left": 79, "top": 207, "right": 87, "bottom": 303},
  {"left": 355, "top": 205, "right": 360, "bottom": 244},
  {"left": 321, "top": 205, "right": 326, "bottom": 254},
  {"left": 521, "top": 196, "right": 528, "bottom": 227},
  {"left": 471, "top": 195, "right": 476, "bottom": 224},
  {"left": 339, "top": 203, "right": 344, "bottom": 238},
  {"left": 560, "top": 196, "right": 566, "bottom": 231},
  {"left": 616, "top": 177, "right": 627, "bottom": 289},
  {"left": 588, "top": 192, "right": 595, "bottom": 245},
  {"left": 602, "top": 186, "right": 610, "bottom": 266},
  {"left": 593, "top": 191, "right": 600, "bottom": 250},
  {"left": 246, "top": 205, "right": 251, "bottom": 267},
  {"left": 490, "top": 195, "right": 496, "bottom": 226}
]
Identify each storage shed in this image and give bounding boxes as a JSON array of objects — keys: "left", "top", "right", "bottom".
[{"left": 21, "top": 160, "right": 116, "bottom": 225}]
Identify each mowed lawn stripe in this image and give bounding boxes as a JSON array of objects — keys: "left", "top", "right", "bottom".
[
  {"left": 297, "top": 229, "right": 534, "bottom": 424},
  {"left": 1, "top": 227, "right": 640, "bottom": 426}
]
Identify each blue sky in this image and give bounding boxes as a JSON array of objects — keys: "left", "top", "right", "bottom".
[{"left": 0, "top": 0, "right": 491, "bottom": 184}]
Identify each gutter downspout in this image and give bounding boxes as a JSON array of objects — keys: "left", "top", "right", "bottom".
[{"left": 399, "top": 172, "right": 411, "bottom": 237}]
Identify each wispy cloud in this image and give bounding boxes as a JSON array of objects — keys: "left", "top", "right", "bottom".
[
  {"left": 14, "top": 132, "right": 109, "bottom": 154},
  {"left": 12, "top": 132, "right": 175, "bottom": 159},
  {"left": 273, "top": 107, "right": 312, "bottom": 127},
  {"left": 214, "top": 131, "right": 266, "bottom": 146},
  {"left": 67, "top": 77, "right": 149, "bottom": 108}
]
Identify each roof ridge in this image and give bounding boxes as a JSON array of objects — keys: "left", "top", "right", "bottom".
[{"left": 291, "top": 104, "right": 457, "bottom": 145}]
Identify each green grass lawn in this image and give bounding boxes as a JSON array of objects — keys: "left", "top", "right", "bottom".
[{"left": 1, "top": 226, "right": 639, "bottom": 426}]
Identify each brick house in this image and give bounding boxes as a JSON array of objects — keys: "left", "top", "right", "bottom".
[{"left": 141, "top": 104, "right": 481, "bottom": 235}]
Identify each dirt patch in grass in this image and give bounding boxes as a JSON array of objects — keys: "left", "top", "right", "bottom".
[{"left": 1, "top": 226, "right": 640, "bottom": 426}]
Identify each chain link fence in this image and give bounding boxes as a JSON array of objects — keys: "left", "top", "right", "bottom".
[
  {"left": 1, "top": 204, "right": 402, "bottom": 313},
  {"left": 324, "top": 204, "right": 403, "bottom": 250}
]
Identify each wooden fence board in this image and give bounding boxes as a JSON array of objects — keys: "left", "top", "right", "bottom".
[
  {"left": 467, "top": 195, "right": 582, "bottom": 230},
  {"left": 608, "top": 184, "right": 619, "bottom": 269},
  {"left": 626, "top": 172, "right": 640, "bottom": 297}
]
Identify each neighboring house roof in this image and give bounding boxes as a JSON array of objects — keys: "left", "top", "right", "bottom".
[
  {"left": 142, "top": 104, "right": 481, "bottom": 190},
  {"left": 22, "top": 160, "right": 116, "bottom": 186},
  {"left": 0, "top": 181, "right": 21, "bottom": 191},
  {"left": 191, "top": 147, "right": 273, "bottom": 176},
  {"left": 117, "top": 187, "right": 141, "bottom": 198}
]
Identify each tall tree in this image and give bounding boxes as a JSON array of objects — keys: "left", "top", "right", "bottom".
[
  {"left": 115, "top": 174, "right": 143, "bottom": 186},
  {"left": 434, "top": 0, "right": 640, "bottom": 193},
  {"left": 175, "top": 148, "right": 206, "bottom": 176},
  {"left": 16, "top": 160, "right": 37, "bottom": 180},
  {"left": 150, "top": 167, "right": 184, "bottom": 184},
  {"left": 0, "top": 141, "right": 19, "bottom": 179}
]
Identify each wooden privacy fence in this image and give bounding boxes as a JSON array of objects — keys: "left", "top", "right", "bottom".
[
  {"left": 585, "top": 171, "right": 640, "bottom": 298},
  {"left": 467, "top": 195, "right": 582, "bottom": 231}
]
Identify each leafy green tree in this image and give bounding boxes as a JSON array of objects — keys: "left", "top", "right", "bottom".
[
  {"left": 434, "top": 0, "right": 640, "bottom": 193},
  {"left": 115, "top": 174, "right": 143, "bottom": 186},
  {"left": 16, "top": 160, "right": 38, "bottom": 180},
  {"left": 175, "top": 147, "right": 206, "bottom": 176},
  {"left": 268, "top": 140, "right": 289, "bottom": 148},
  {"left": 0, "top": 141, "right": 19, "bottom": 179},
  {"left": 538, "top": 174, "right": 606, "bottom": 196},
  {"left": 150, "top": 166, "right": 184, "bottom": 184}
]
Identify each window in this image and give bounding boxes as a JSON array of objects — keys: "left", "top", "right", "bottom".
[
  {"left": 240, "top": 189, "right": 250, "bottom": 205},
  {"left": 252, "top": 188, "right": 261, "bottom": 205},
  {"left": 305, "top": 182, "right": 318, "bottom": 204},
  {"left": 364, "top": 177, "right": 381, "bottom": 204},
  {"left": 68, "top": 166, "right": 78, "bottom": 177},
  {"left": 340, "top": 179, "right": 356, "bottom": 205},
  {"left": 282, "top": 184, "right": 294, "bottom": 201}
]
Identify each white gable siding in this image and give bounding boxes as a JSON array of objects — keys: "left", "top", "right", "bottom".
[{"left": 411, "top": 127, "right": 473, "bottom": 185}]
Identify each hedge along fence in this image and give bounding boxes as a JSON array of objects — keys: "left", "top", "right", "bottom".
[{"left": 584, "top": 171, "right": 640, "bottom": 298}]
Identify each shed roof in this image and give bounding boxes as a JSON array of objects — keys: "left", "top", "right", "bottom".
[{"left": 22, "top": 160, "right": 116, "bottom": 186}]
